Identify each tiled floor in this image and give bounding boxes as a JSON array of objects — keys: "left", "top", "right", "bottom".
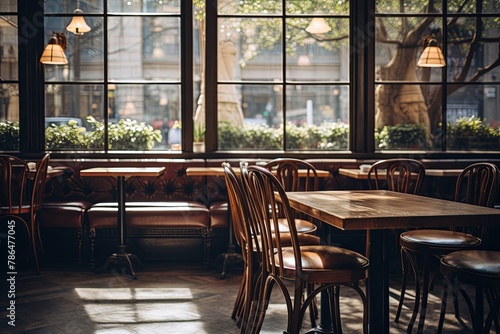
[{"left": 1, "top": 257, "right": 490, "bottom": 334}]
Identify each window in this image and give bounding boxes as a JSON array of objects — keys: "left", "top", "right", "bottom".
[
  {"left": 43, "top": 0, "right": 181, "bottom": 152},
  {"left": 1, "top": 0, "right": 499, "bottom": 155},
  {"left": 374, "top": 0, "right": 500, "bottom": 151},
  {"left": 0, "top": 1, "right": 19, "bottom": 151},
  {"left": 202, "top": 0, "right": 350, "bottom": 151}
]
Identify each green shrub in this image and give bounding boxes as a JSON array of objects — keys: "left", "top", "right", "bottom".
[
  {"left": 376, "top": 123, "right": 428, "bottom": 149},
  {"left": 86, "top": 116, "right": 163, "bottom": 150},
  {"left": 0, "top": 121, "right": 19, "bottom": 151},
  {"left": 45, "top": 119, "right": 88, "bottom": 149},
  {"left": 218, "top": 121, "right": 349, "bottom": 150},
  {"left": 447, "top": 117, "right": 500, "bottom": 150}
]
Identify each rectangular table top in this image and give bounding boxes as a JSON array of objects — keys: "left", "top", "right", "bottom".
[
  {"left": 80, "top": 167, "right": 165, "bottom": 178},
  {"left": 338, "top": 168, "right": 463, "bottom": 179},
  {"left": 284, "top": 190, "right": 500, "bottom": 231},
  {"left": 186, "top": 166, "right": 330, "bottom": 178}
]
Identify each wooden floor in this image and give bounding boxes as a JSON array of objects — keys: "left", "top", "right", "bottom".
[{"left": 1, "top": 255, "right": 490, "bottom": 334}]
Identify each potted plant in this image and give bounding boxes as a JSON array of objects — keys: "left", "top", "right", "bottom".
[{"left": 193, "top": 123, "right": 205, "bottom": 153}]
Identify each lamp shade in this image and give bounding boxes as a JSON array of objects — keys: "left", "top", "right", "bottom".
[
  {"left": 306, "top": 18, "right": 331, "bottom": 34},
  {"left": 40, "top": 35, "right": 68, "bottom": 65},
  {"left": 66, "top": 9, "right": 91, "bottom": 35},
  {"left": 417, "top": 39, "right": 446, "bottom": 67}
]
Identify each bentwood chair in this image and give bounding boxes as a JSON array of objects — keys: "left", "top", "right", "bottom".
[
  {"left": 438, "top": 250, "right": 500, "bottom": 334},
  {"left": 0, "top": 154, "right": 50, "bottom": 273},
  {"left": 264, "top": 158, "right": 319, "bottom": 234},
  {"left": 242, "top": 164, "right": 369, "bottom": 334},
  {"left": 223, "top": 162, "right": 321, "bottom": 333},
  {"left": 366, "top": 158, "right": 426, "bottom": 259},
  {"left": 396, "top": 162, "right": 499, "bottom": 333}
]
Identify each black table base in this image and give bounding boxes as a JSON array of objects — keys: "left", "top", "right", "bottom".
[
  {"left": 95, "top": 245, "right": 141, "bottom": 279},
  {"left": 95, "top": 176, "right": 141, "bottom": 279}
]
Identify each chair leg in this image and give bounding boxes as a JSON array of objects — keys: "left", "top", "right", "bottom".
[
  {"left": 406, "top": 251, "right": 421, "bottom": 333},
  {"left": 333, "top": 286, "right": 343, "bottom": 334},
  {"left": 473, "top": 285, "right": 484, "bottom": 334},
  {"left": 416, "top": 255, "right": 431, "bottom": 333},
  {"left": 437, "top": 278, "right": 449, "bottom": 334},
  {"left": 31, "top": 220, "right": 40, "bottom": 274},
  {"left": 484, "top": 289, "right": 500, "bottom": 333},
  {"left": 395, "top": 247, "right": 409, "bottom": 323}
]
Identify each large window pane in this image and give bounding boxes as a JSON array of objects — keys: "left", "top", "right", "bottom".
[
  {"left": 110, "top": 84, "right": 179, "bottom": 151},
  {"left": 0, "top": 83, "right": 18, "bottom": 151},
  {"left": 218, "top": 18, "right": 282, "bottom": 82},
  {"left": 0, "top": 16, "right": 17, "bottom": 81},
  {"left": 215, "top": 1, "right": 350, "bottom": 152},
  {"left": 285, "top": 85, "right": 349, "bottom": 150},
  {"left": 286, "top": 18, "right": 348, "bottom": 82},
  {"left": 446, "top": 84, "right": 500, "bottom": 151},
  {"left": 447, "top": 17, "right": 500, "bottom": 82},
  {"left": 44, "top": 16, "right": 104, "bottom": 82},
  {"left": 0, "top": 5, "right": 18, "bottom": 151},
  {"left": 0, "top": 1, "right": 16, "bottom": 12},
  {"left": 45, "top": 83, "right": 177, "bottom": 151},
  {"left": 108, "top": 17, "right": 180, "bottom": 81}
]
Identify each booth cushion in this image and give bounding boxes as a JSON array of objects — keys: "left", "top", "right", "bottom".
[{"left": 87, "top": 201, "right": 210, "bottom": 229}]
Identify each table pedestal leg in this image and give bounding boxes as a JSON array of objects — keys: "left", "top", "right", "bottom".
[
  {"left": 216, "top": 206, "right": 242, "bottom": 279},
  {"left": 368, "top": 229, "right": 390, "bottom": 333},
  {"left": 95, "top": 176, "right": 141, "bottom": 279},
  {"left": 95, "top": 245, "right": 141, "bottom": 279}
]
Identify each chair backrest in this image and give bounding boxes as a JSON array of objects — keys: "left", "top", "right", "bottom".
[
  {"left": 453, "top": 162, "right": 499, "bottom": 245},
  {"left": 0, "top": 155, "right": 29, "bottom": 215},
  {"left": 31, "top": 154, "right": 50, "bottom": 217},
  {"left": 222, "top": 162, "right": 260, "bottom": 256},
  {"left": 454, "top": 162, "right": 499, "bottom": 208},
  {"left": 264, "top": 158, "right": 319, "bottom": 222},
  {"left": 242, "top": 164, "right": 302, "bottom": 278},
  {"left": 264, "top": 158, "right": 319, "bottom": 192},
  {"left": 368, "top": 158, "right": 425, "bottom": 194}
]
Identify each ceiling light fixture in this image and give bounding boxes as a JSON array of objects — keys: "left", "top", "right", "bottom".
[
  {"left": 66, "top": 0, "right": 91, "bottom": 35},
  {"left": 305, "top": 18, "right": 332, "bottom": 34}
]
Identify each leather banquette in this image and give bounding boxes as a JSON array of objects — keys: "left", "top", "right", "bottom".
[{"left": 39, "top": 159, "right": 229, "bottom": 266}]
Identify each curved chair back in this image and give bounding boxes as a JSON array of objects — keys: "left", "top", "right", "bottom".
[
  {"left": 31, "top": 154, "right": 50, "bottom": 217},
  {"left": 243, "top": 164, "right": 301, "bottom": 278},
  {"left": 264, "top": 158, "right": 319, "bottom": 224},
  {"left": 0, "top": 155, "right": 29, "bottom": 215},
  {"left": 368, "top": 158, "right": 425, "bottom": 194},
  {"left": 453, "top": 162, "right": 499, "bottom": 244},
  {"left": 454, "top": 162, "right": 499, "bottom": 207},
  {"left": 264, "top": 158, "right": 319, "bottom": 192}
]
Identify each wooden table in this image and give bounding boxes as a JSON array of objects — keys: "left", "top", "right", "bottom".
[
  {"left": 80, "top": 167, "right": 165, "bottom": 278},
  {"left": 186, "top": 166, "right": 331, "bottom": 178},
  {"left": 282, "top": 190, "right": 500, "bottom": 334},
  {"left": 338, "top": 168, "right": 463, "bottom": 179}
]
